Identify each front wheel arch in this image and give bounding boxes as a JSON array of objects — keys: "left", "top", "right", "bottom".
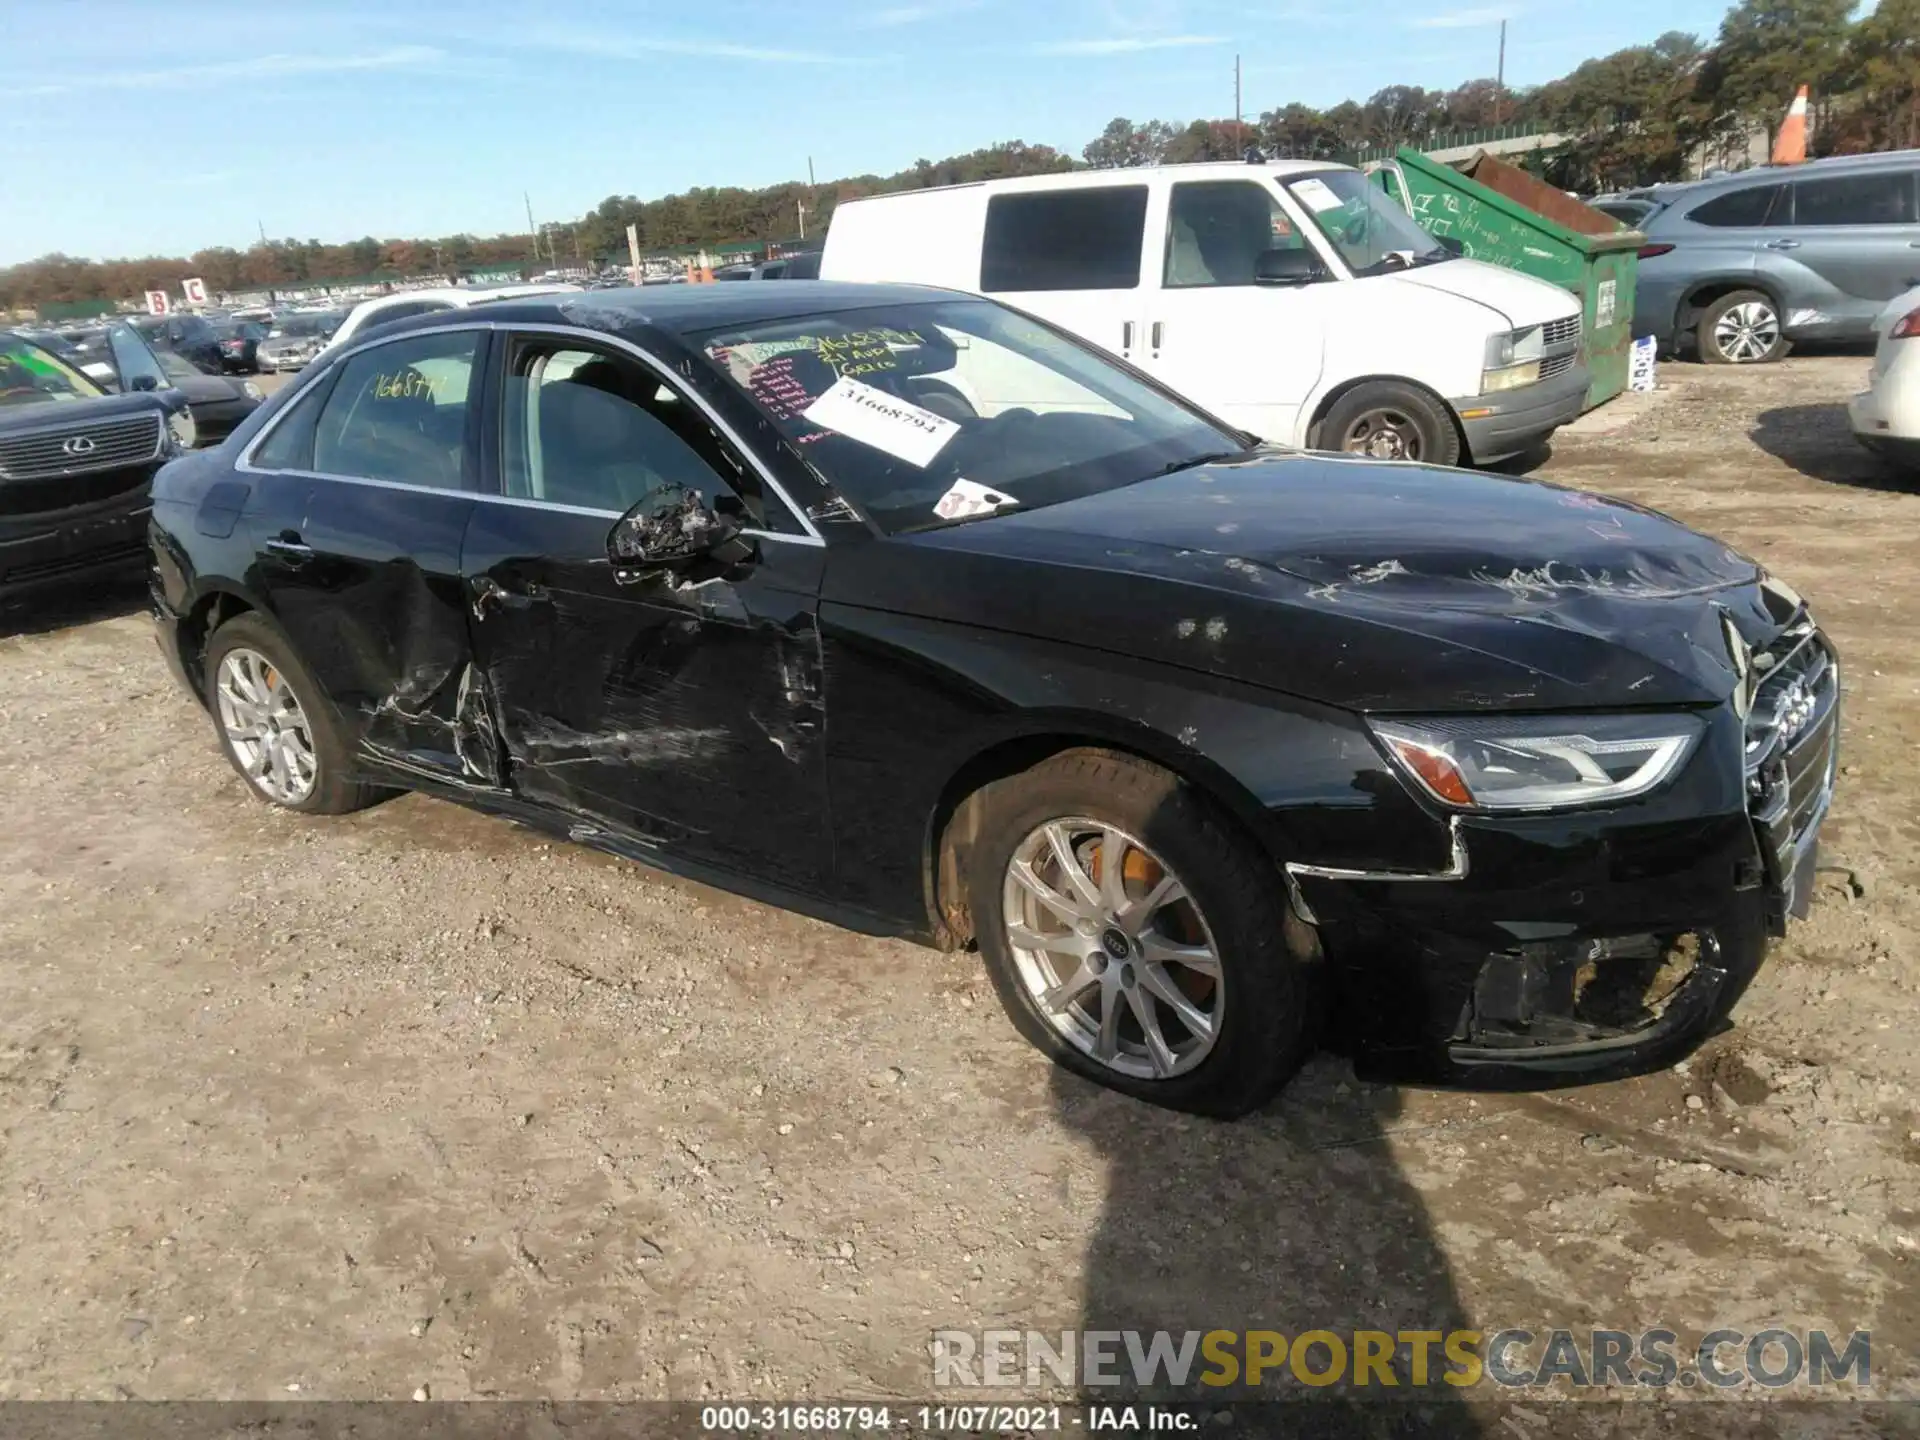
[
  {"left": 1306, "top": 375, "right": 1467, "bottom": 466},
  {"left": 925, "top": 729, "right": 1296, "bottom": 953}
]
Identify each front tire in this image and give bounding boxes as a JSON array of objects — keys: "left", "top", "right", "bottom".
[
  {"left": 203, "top": 613, "right": 380, "bottom": 815},
  {"left": 1697, "top": 289, "right": 1786, "bottom": 365},
  {"left": 1315, "top": 381, "right": 1462, "bottom": 467},
  {"left": 966, "top": 750, "right": 1319, "bottom": 1116}
]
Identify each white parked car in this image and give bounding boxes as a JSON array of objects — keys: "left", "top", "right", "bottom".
[
  {"left": 820, "top": 161, "right": 1588, "bottom": 467},
  {"left": 321, "top": 283, "right": 581, "bottom": 356},
  {"left": 1848, "top": 284, "right": 1920, "bottom": 473}
]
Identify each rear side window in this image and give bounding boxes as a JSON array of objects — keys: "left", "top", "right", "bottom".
[
  {"left": 1688, "top": 185, "right": 1785, "bottom": 228},
  {"left": 981, "top": 186, "right": 1148, "bottom": 292},
  {"left": 1792, "top": 171, "right": 1917, "bottom": 226},
  {"left": 252, "top": 379, "right": 329, "bottom": 471},
  {"left": 311, "top": 330, "right": 480, "bottom": 490}
]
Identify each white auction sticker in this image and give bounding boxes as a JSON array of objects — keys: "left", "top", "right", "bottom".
[
  {"left": 1292, "top": 178, "right": 1344, "bottom": 213},
  {"left": 802, "top": 375, "right": 959, "bottom": 468},
  {"left": 932, "top": 478, "right": 1017, "bottom": 521}
]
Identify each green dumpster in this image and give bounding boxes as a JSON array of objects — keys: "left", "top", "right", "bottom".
[{"left": 1369, "top": 147, "right": 1642, "bottom": 410}]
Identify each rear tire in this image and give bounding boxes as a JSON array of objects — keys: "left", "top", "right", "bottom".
[
  {"left": 965, "top": 749, "right": 1320, "bottom": 1117},
  {"left": 1315, "top": 381, "right": 1462, "bottom": 468},
  {"left": 203, "top": 613, "right": 381, "bottom": 815},
  {"left": 1697, "top": 289, "right": 1787, "bottom": 365}
]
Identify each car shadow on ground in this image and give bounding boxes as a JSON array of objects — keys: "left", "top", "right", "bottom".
[
  {"left": 0, "top": 574, "right": 150, "bottom": 641},
  {"left": 1056, "top": 1058, "right": 1487, "bottom": 1435},
  {"left": 1751, "top": 404, "right": 1915, "bottom": 493}
]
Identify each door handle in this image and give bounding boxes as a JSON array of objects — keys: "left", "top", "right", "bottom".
[
  {"left": 1764, "top": 238, "right": 1801, "bottom": 250},
  {"left": 1150, "top": 321, "right": 1164, "bottom": 349},
  {"left": 470, "top": 576, "right": 550, "bottom": 617},
  {"left": 264, "top": 532, "right": 314, "bottom": 563},
  {"left": 1122, "top": 321, "right": 1134, "bottom": 350}
]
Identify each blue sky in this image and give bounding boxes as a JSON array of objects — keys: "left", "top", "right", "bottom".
[{"left": 3, "top": 0, "right": 1739, "bottom": 265}]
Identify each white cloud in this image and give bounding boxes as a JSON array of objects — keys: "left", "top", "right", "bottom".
[
  {"left": 514, "top": 28, "right": 845, "bottom": 63},
  {"left": 871, "top": 0, "right": 982, "bottom": 24},
  {"left": 20, "top": 44, "right": 446, "bottom": 95},
  {"left": 1035, "top": 33, "right": 1227, "bottom": 54},
  {"left": 1413, "top": 6, "right": 1517, "bottom": 26}
]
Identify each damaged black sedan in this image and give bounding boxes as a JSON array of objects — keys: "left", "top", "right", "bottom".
[{"left": 149, "top": 284, "right": 1837, "bottom": 1115}]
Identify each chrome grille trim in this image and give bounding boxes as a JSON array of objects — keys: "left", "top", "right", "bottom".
[
  {"left": 0, "top": 413, "right": 163, "bottom": 481},
  {"left": 1744, "top": 630, "right": 1839, "bottom": 923}
]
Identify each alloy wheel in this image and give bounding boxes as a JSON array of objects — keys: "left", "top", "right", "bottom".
[
  {"left": 1000, "top": 818, "right": 1224, "bottom": 1080},
  {"left": 1340, "top": 408, "right": 1423, "bottom": 460},
  {"left": 1712, "top": 302, "right": 1780, "bottom": 363},
  {"left": 215, "top": 647, "right": 319, "bottom": 805}
]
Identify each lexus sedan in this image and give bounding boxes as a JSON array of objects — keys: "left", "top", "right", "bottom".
[
  {"left": 2, "top": 326, "right": 192, "bottom": 601},
  {"left": 149, "top": 283, "right": 1837, "bottom": 1114}
]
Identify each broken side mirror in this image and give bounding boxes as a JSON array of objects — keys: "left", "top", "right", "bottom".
[
  {"left": 1436, "top": 234, "right": 1466, "bottom": 257},
  {"left": 607, "top": 484, "right": 756, "bottom": 584}
]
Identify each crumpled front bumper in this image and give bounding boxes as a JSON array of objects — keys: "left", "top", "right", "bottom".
[{"left": 1294, "top": 805, "right": 1776, "bottom": 1087}]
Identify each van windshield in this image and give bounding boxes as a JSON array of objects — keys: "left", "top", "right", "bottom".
[
  {"left": 696, "top": 299, "right": 1248, "bottom": 534},
  {"left": 1284, "top": 170, "right": 1450, "bottom": 275}
]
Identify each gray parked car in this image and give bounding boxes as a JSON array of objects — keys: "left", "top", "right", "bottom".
[{"left": 1630, "top": 150, "right": 1920, "bottom": 364}]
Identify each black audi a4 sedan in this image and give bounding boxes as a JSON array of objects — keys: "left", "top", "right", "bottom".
[{"left": 148, "top": 283, "right": 1838, "bottom": 1114}]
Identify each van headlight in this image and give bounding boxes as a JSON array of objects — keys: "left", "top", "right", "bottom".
[
  {"left": 1369, "top": 712, "right": 1704, "bottom": 811},
  {"left": 166, "top": 407, "right": 197, "bottom": 451},
  {"left": 1482, "top": 326, "right": 1546, "bottom": 393}
]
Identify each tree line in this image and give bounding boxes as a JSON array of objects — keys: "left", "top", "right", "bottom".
[{"left": 5, "top": 0, "right": 1916, "bottom": 313}]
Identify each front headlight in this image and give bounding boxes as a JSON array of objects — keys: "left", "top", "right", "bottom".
[
  {"left": 166, "top": 407, "right": 197, "bottom": 450},
  {"left": 1482, "top": 326, "right": 1546, "bottom": 393},
  {"left": 1369, "top": 712, "right": 1704, "bottom": 811},
  {"left": 242, "top": 381, "right": 264, "bottom": 400}
]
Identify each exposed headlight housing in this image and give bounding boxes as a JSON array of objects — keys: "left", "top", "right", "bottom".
[
  {"left": 165, "top": 407, "right": 197, "bottom": 451},
  {"left": 1481, "top": 326, "right": 1546, "bottom": 394},
  {"left": 1369, "top": 712, "right": 1705, "bottom": 812},
  {"left": 242, "top": 380, "right": 264, "bottom": 400}
]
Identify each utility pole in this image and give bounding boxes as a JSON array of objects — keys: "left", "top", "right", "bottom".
[
  {"left": 1495, "top": 20, "right": 1507, "bottom": 125},
  {"left": 797, "top": 195, "right": 808, "bottom": 241},
  {"left": 257, "top": 219, "right": 268, "bottom": 245},
  {"left": 1234, "top": 54, "right": 1243, "bottom": 154},
  {"left": 524, "top": 191, "right": 539, "bottom": 263}
]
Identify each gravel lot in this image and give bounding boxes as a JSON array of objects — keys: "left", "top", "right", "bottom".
[{"left": 1, "top": 354, "right": 1916, "bottom": 1420}]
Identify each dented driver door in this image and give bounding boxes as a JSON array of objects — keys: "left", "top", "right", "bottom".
[{"left": 461, "top": 332, "right": 833, "bottom": 892}]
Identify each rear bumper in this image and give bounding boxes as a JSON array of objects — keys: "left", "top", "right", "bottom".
[
  {"left": 1451, "top": 362, "right": 1589, "bottom": 464},
  {"left": 0, "top": 486, "right": 154, "bottom": 601}
]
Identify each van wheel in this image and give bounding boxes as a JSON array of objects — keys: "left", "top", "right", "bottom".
[
  {"left": 1315, "top": 382, "right": 1461, "bottom": 467},
  {"left": 966, "top": 750, "right": 1320, "bottom": 1117},
  {"left": 1698, "top": 290, "right": 1786, "bottom": 364}
]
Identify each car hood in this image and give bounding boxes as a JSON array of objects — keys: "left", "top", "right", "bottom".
[
  {"left": 854, "top": 449, "right": 1797, "bottom": 713},
  {"left": 0, "top": 387, "right": 184, "bottom": 433},
  {"left": 1380, "top": 257, "right": 1581, "bottom": 330}
]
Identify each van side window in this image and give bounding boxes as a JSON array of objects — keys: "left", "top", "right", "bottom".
[
  {"left": 1792, "top": 171, "right": 1916, "bottom": 226},
  {"left": 1164, "top": 181, "right": 1303, "bottom": 289},
  {"left": 1688, "top": 184, "right": 1785, "bottom": 228},
  {"left": 981, "top": 187, "right": 1148, "bottom": 292}
]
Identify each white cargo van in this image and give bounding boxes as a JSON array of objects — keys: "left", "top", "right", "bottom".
[{"left": 821, "top": 160, "right": 1589, "bottom": 466}]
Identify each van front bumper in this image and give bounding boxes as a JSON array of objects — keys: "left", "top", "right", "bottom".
[{"left": 1452, "top": 362, "right": 1589, "bottom": 465}]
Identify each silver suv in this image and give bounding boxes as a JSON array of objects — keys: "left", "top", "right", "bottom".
[{"left": 1630, "top": 150, "right": 1920, "bottom": 364}]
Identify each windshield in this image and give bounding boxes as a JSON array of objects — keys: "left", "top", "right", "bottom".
[
  {"left": 0, "top": 332, "right": 106, "bottom": 405},
  {"left": 1284, "top": 169, "right": 1448, "bottom": 275},
  {"left": 696, "top": 299, "right": 1246, "bottom": 534},
  {"left": 273, "top": 313, "right": 342, "bottom": 338}
]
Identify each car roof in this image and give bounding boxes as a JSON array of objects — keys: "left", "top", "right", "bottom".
[
  {"left": 835, "top": 158, "right": 1345, "bottom": 207},
  {"left": 356, "top": 280, "right": 966, "bottom": 345},
  {"left": 1647, "top": 148, "right": 1920, "bottom": 199}
]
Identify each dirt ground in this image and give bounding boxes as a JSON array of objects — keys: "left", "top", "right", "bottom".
[{"left": 2, "top": 354, "right": 1917, "bottom": 1422}]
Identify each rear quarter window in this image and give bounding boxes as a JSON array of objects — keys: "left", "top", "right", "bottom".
[
  {"left": 981, "top": 186, "right": 1148, "bottom": 292},
  {"left": 1686, "top": 184, "right": 1786, "bottom": 228},
  {"left": 1791, "top": 171, "right": 1917, "bottom": 226}
]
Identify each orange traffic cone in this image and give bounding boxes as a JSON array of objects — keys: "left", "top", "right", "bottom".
[{"left": 1771, "top": 85, "right": 1808, "bottom": 165}]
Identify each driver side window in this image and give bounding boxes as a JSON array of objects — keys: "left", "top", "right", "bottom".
[
  {"left": 500, "top": 340, "right": 793, "bottom": 530},
  {"left": 1164, "top": 181, "right": 1302, "bottom": 289}
]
